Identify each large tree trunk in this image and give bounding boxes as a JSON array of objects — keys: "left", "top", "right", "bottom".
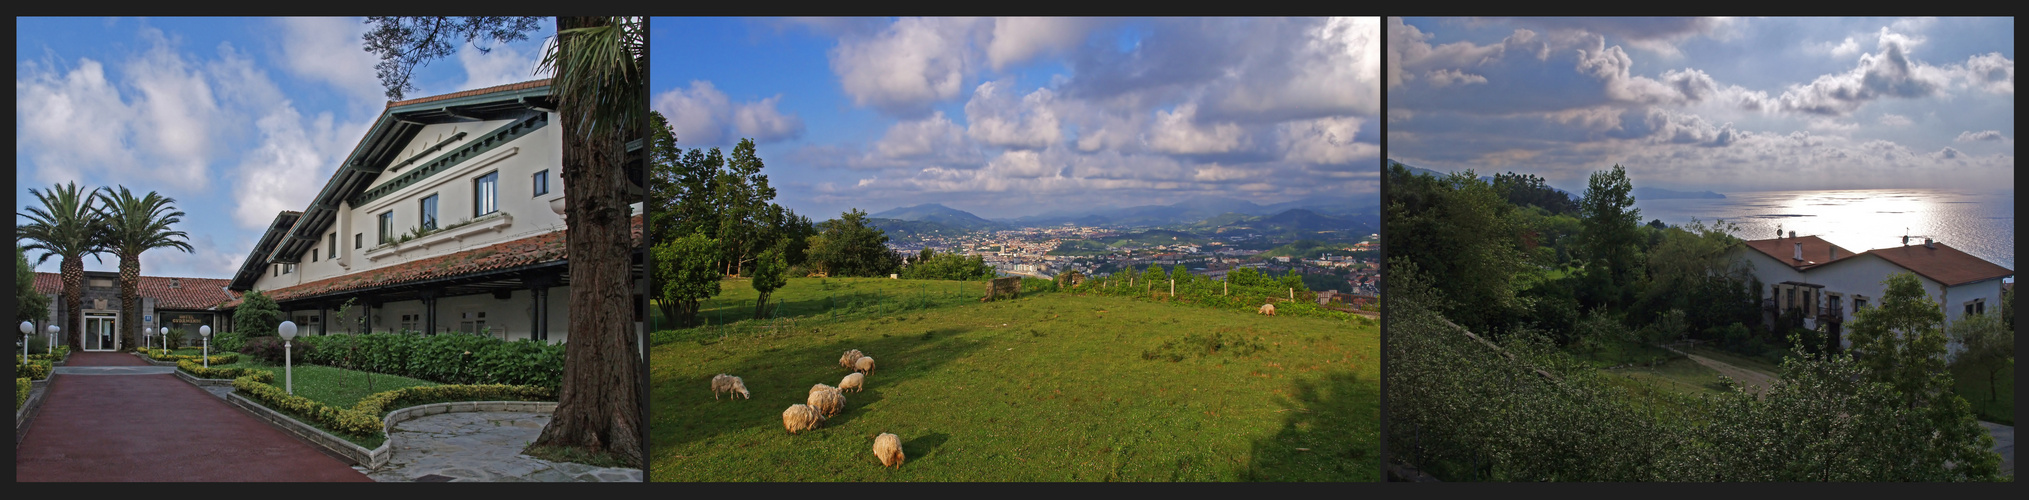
[
  {"left": 121, "top": 255, "right": 141, "bottom": 351},
  {"left": 531, "top": 15, "right": 644, "bottom": 466},
  {"left": 62, "top": 258, "right": 83, "bottom": 351}
]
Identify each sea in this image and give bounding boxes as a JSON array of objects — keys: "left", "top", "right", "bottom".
[{"left": 1634, "top": 188, "right": 2015, "bottom": 272}]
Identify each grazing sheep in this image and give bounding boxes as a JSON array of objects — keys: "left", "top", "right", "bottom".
[
  {"left": 840, "top": 349, "right": 865, "bottom": 369},
  {"left": 711, "top": 374, "right": 750, "bottom": 400},
  {"left": 1258, "top": 303, "right": 1276, "bottom": 316},
  {"left": 810, "top": 383, "right": 837, "bottom": 395},
  {"left": 807, "top": 387, "right": 847, "bottom": 417},
  {"left": 840, "top": 372, "right": 866, "bottom": 393},
  {"left": 783, "top": 404, "right": 826, "bottom": 434},
  {"left": 873, "top": 433, "right": 905, "bottom": 468},
  {"left": 854, "top": 356, "right": 876, "bottom": 375}
]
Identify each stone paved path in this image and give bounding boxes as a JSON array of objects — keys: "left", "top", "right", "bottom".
[
  {"left": 15, "top": 352, "right": 371, "bottom": 482},
  {"left": 368, "top": 411, "right": 642, "bottom": 482},
  {"left": 1981, "top": 421, "right": 2013, "bottom": 477}
]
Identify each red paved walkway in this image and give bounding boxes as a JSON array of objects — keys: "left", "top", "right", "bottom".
[{"left": 16, "top": 353, "right": 372, "bottom": 482}]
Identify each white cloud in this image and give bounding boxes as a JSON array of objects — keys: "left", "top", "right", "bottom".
[
  {"left": 1877, "top": 113, "right": 1913, "bottom": 127},
  {"left": 456, "top": 36, "right": 549, "bottom": 92},
  {"left": 1202, "top": 17, "right": 1382, "bottom": 121},
  {"left": 1145, "top": 103, "right": 1248, "bottom": 155},
  {"left": 1279, "top": 116, "right": 1375, "bottom": 166},
  {"left": 986, "top": 17, "right": 1098, "bottom": 71},
  {"left": 1955, "top": 130, "right": 2010, "bottom": 143},
  {"left": 651, "top": 80, "right": 804, "bottom": 147},
  {"left": 830, "top": 17, "right": 984, "bottom": 117},
  {"left": 732, "top": 95, "right": 805, "bottom": 142},
  {"left": 1763, "top": 28, "right": 1949, "bottom": 116},
  {"left": 1812, "top": 36, "right": 1861, "bottom": 58},
  {"left": 230, "top": 104, "right": 350, "bottom": 229},
  {"left": 1425, "top": 69, "right": 1488, "bottom": 87},
  {"left": 1946, "top": 52, "right": 2014, "bottom": 94},
  {"left": 875, "top": 111, "right": 974, "bottom": 164},
  {"left": 984, "top": 149, "right": 1059, "bottom": 178},
  {"left": 273, "top": 17, "right": 385, "bottom": 107},
  {"left": 963, "top": 81, "right": 1062, "bottom": 150}
]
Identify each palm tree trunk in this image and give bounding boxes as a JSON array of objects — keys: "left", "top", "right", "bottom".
[
  {"left": 531, "top": 15, "right": 643, "bottom": 466},
  {"left": 62, "top": 257, "right": 83, "bottom": 351},
  {"left": 121, "top": 256, "right": 141, "bottom": 350}
]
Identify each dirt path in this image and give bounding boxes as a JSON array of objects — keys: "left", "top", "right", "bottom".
[
  {"left": 16, "top": 353, "right": 371, "bottom": 482},
  {"left": 1664, "top": 346, "right": 1777, "bottom": 396}
]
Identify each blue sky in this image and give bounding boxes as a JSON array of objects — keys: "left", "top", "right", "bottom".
[
  {"left": 1388, "top": 17, "right": 2014, "bottom": 193},
  {"left": 16, "top": 17, "right": 555, "bottom": 278},
  {"left": 651, "top": 17, "right": 1381, "bottom": 221}
]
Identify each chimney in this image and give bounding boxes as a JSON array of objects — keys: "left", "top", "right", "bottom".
[
  {"left": 169, "top": 278, "right": 180, "bottom": 289},
  {"left": 1925, "top": 238, "right": 1935, "bottom": 249},
  {"left": 1793, "top": 243, "right": 1803, "bottom": 261}
]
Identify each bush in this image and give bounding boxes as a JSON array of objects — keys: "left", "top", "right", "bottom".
[
  {"left": 178, "top": 359, "right": 274, "bottom": 382},
  {"left": 143, "top": 349, "right": 238, "bottom": 365},
  {"left": 284, "top": 332, "right": 564, "bottom": 390},
  {"left": 239, "top": 336, "right": 310, "bottom": 365},
  {"left": 15, "top": 377, "right": 28, "bottom": 407},
  {"left": 232, "top": 376, "right": 554, "bottom": 439},
  {"left": 15, "top": 360, "right": 51, "bottom": 380},
  {"left": 211, "top": 331, "right": 245, "bottom": 353}
]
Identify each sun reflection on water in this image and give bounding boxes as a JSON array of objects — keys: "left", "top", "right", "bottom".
[{"left": 1636, "top": 188, "right": 2014, "bottom": 271}]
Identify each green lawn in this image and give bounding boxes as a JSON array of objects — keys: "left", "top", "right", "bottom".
[
  {"left": 1606, "top": 357, "right": 1732, "bottom": 398},
  {"left": 650, "top": 278, "right": 1379, "bottom": 481},
  {"left": 1685, "top": 345, "right": 1784, "bottom": 375},
  {"left": 1951, "top": 359, "right": 2013, "bottom": 425},
  {"left": 212, "top": 358, "right": 438, "bottom": 410}
]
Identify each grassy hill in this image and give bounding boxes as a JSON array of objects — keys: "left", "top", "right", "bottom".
[{"left": 649, "top": 277, "right": 1378, "bottom": 481}]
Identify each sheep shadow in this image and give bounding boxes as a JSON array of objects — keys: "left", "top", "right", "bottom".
[
  {"left": 652, "top": 323, "right": 992, "bottom": 452},
  {"left": 903, "top": 432, "right": 950, "bottom": 463},
  {"left": 1241, "top": 370, "right": 1380, "bottom": 481}
]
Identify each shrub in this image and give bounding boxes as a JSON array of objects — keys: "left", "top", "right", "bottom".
[
  {"left": 143, "top": 349, "right": 237, "bottom": 365},
  {"left": 285, "top": 332, "right": 564, "bottom": 390},
  {"left": 15, "top": 360, "right": 51, "bottom": 380},
  {"left": 15, "top": 377, "right": 28, "bottom": 407},
  {"left": 406, "top": 333, "right": 495, "bottom": 385},
  {"left": 239, "top": 336, "right": 310, "bottom": 366},
  {"left": 232, "top": 376, "right": 553, "bottom": 439},
  {"left": 178, "top": 359, "right": 274, "bottom": 382}
]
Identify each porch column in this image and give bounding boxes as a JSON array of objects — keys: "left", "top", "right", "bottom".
[
  {"left": 421, "top": 291, "right": 440, "bottom": 335},
  {"left": 319, "top": 305, "right": 331, "bottom": 336}
]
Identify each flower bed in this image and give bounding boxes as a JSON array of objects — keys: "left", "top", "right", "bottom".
[
  {"left": 23, "top": 346, "right": 70, "bottom": 362},
  {"left": 143, "top": 349, "right": 238, "bottom": 365},
  {"left": 176, "top": 360, "right": 274, "bottom": 383},
  {"left": 15, "top": 378, "right": 28, "bottom": 408},
  {"left": 15, "top": 360, "right": 51, "bottom": 380},
  {"left": 232, "top": 375, "right": 553, "bottom": 442}
]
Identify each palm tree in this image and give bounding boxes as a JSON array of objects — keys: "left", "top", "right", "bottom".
[
  {"left": 529, "top": 15, "right": 646, "bottom": 466},
  {"left": 18, "top": 182, "right": 107, "bottom": 351},
  {"left": 96, "top": 186, "right": 193, "bottom": 351}
]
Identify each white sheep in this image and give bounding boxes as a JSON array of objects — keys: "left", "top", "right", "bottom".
[
  {"left": 840, "top": 349, "right": 865, "bottom": 369},
  {"left": 782, "top": 404, "right": 826, "bottom": 434},
  {"left": 855, "top": 356, "right": 876, "bottom": 375},
  {"left": 810, "top": 383, "right": 837, "bottom": 395},
  {"left": 839, "top": 372, "right": 865, "bottom": 393},
  {"left": 807, "top": 386, "right": 847, "bottom": 417},
  {"left": 710, "top": 374, "right": 750, "bottom": 400},
  {"left": 1258, "top": 303, "right": 1276, "bottom": 316},
  {"left": 873, "top": 433, "right": 904, "bottom": 468}
]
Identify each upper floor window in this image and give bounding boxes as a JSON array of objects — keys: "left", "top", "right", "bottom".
[
  {"left": 533, "top": 169, "right": 549, "bottom": 196},
  {"left": 474, "top": 171, "right": 499, "bottom": 217},
  {"left": 354, "top": 233, "right": 362, "bottom": 249},
  {"left": 284, "top": 263, "right": 295, "bottom": 275},
  {"left": 1965, "top": 299, "right": 1986, "bottom": 316},
  {"left": 420, "top": 193, "right": 440, "bottom": 231},
  {"left": 378, "top": 211, "right": 395, "bottom": 244},
  {"left": 328, "top": 233, "right": 337, "bottom": 259}
]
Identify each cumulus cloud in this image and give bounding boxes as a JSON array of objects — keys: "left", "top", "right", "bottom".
[
  {"left": 1812, "top": 36, "right": 1862, "bottom": 58},
  {"left": 1389, "top": 17, "right": 1544, "bottom": 88},
  {"left": 1878, "top": 113, "right": 1913, "bottom": 127},
  {"left": 15, "top": 28, "right": 224, "bottom": 192},
  {"left": 455, "top": 36, "right": 550, "bottom": 92},
  {"left": 875, "top": 111, "right": 975, "bottom": 164},
  {"left": 1955, "top": 130, "right": 2010, "bottom": 143},
  {"left": 1946, "top": 52, "right": 2014, "bottom": 94},
  {"left": 1425, "top": 69, "right": 1488, "bottom": 87},
  {"left": 1279, "top": 116, "right": 1375, "bottom": 166},
  {"left": 1760, "top": 28, "right": 1949, "bottom": 115},
  {"left": 1200, "top": 17, "right": 1382, "bottom": 122},
  {"left": 963, "top": 81, "right": 1062, "bottom": 149},
  {"left": 651, "top": 80, "right": 804, "bottom": 147},
  {"left": 274, "top": 17, "right": 385, "bottom": 107},
  {"left": 1145, "top": 103, "right": 1249, "bottom": 155},
  {"left": 829, "top": 17, "right": 984, "bottom": 117},
  {"left": 986, "top": 17, "right": 1099, "bottom": 71}
]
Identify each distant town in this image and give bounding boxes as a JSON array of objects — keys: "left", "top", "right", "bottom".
[{"left": 884, "top": 222, "right": 1380, "bottom": 297}]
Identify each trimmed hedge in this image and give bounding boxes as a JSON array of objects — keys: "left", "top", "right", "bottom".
[
  {"left": 24, "top": 346, "right": 70, "bottom": 362},
  {"left": 177, "top": 360, "right": 275, "bottom": 383},
  {"left": 16, "top": 377, "right": 28, "bottom": 408},
  {"left": 15, "top": 360, "right": 52, "bottom": 381},
  {"left": 144, "top": 349, "right": 238, "bottom": 365},
  {"left": 232, "top": 376, "right": 553, "bottom": 439},
  {"left": 296, "top": 333, "right": 564, "bottom": 389}
]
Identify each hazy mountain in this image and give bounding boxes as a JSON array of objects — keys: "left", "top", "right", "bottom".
[{"left": 869, "top": 203, "right": 1004, "bottom": 231}]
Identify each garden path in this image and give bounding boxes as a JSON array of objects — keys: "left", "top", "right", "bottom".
[
  {"left": 367, "top": 410, "right": 642, "bottom": 482},
  {"left": 14, "top": 352, "right": 372, "bottom": 482}
]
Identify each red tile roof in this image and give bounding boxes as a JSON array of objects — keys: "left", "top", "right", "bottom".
[
  {"left": 388, "top": 79, "right": 552, "bottom": 108},
  {"left": 1742, "top": 235, "right": 1854, "bottom": 270},
  {"left": 33, "top": 273, "right": 238, "bottom": 310},
  {"left": 226, "top": 215, "right": 643, "bottom": 307},
  {"left": 1858, "top": 242, "right": 2014, "bottom": 287}
]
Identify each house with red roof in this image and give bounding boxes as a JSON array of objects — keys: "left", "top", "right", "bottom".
[
  {"left": 217, "top": 79, "right": 645, "bottom": 343},
  {"left": 28, "top": 272, "right": 237, "bottom": 351},
  {"left": 1731, "top": 231, "right": 2013, "bottom": 350}
]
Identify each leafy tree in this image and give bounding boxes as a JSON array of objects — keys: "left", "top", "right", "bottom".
[
  {"left": 805, "top": 209, "right": 899, "bottom": 278},
  {"left": 652, "top": 233, "right": 721, "bottom": 328},
  {"left": 1576, "top": 164, "right": 1642, "bottom": 310},
  {"left": 18, "top": 182, "right": 107, "bottom": 351},
  {"left": 716, "top": 139, "right": 778, "bottom": 276},
  {"left": 233, "top": 289, "right": 284, "bottom": 343},
  {"left": 1846, "top": 272, "right": 1952, "bottom": 405},
  {"left": 899, "top": 249, "right": 994, "bottom": 281},
  {"left": 1946, "top": 307, "right": 2012, "bottom": 405},
  {"left": 750, "top": 246, "right": 789, "bottom": 320},
  {"left": 95, "top": 186, "right": 193, "bottom": 350},
  {"left": 1384, "top": 161, "right": 1527, "bottom": 334},
  {"left": 363, "top": 16, "right": 545, "bottom": 101},
  {"left": 15, "top": 244, "right": 52, "bottom": 328},
  {"left": 1491, "top": 171, "right": 1577, "bottom": 216}
]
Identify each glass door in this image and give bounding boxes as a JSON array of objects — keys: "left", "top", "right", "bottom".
[{"left": 84, "top": 314, "right": 119, "bottom": 351}]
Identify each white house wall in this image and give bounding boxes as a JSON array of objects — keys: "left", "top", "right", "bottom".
[{"left": 1735, "top": 246, "right": 2003, "bottom": 350}]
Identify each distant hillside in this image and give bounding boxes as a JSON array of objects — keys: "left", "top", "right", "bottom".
[
  {"left": 1258, "top": 239, "right": 1347, "bottom": 259},
  {"left": 870, "top": 203, "right": 1003, "bottom": 231},
  {"left": 1105, "top": 229, "right": 1212, "bottom": 247},
  {"left": 867, "top": 218, "right": 971, "bottom": 238},
  {"left": 1633, "top": 187, "right": 1725, "bottom": 200}
]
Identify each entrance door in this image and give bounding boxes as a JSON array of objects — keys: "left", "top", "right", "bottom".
[{"left": 84, "top": 313, "right": 119, "bottom": 351}]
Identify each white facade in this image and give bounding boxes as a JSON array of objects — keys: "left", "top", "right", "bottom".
[{"left": 1732, "top": 239, "right": 2010, "bottom": 350}]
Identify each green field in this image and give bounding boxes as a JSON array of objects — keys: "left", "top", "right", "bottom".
[
  {"left": 210, "top": 356, "right": 439, "bottom": 409},
  {"left": 1951, "top": 359, "right": 2013, "bottom": 425},
  {"left": 650, "top": 277, "right": 1378, "bottom": 481}
]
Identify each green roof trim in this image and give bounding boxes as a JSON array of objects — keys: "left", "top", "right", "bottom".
[{"left": 348, "top": 112, "right": 549, "bottom": 207}]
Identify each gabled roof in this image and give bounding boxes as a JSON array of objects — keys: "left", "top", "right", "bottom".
[
  {"left": 230, "top": 211, "right": 303, "bottom": 290},
  {"left": 1741, "top": 235, "right": 1853, "bottom": 270},
  {"left": 225, "top": 215, "right": 643, "bottom": 308},
  {"left": 1857, "top": 242, "right": 2013, "bottom": 287},
  {"left": 35, "top": 272, "right": 237, "bottom": 310}
]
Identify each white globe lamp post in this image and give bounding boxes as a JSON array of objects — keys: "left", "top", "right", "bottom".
[
  {"left": 278, "top": 321, "right": 298, "bottom": 394},
  {"left": 143, "top": 326, "right": 153, "bottom": 352},
  {"left": 200, "top": 325, "right": 213, "bottom": 368},
  {"left": 18, "top": 321, "right": 31, "bottom": 355},
  {"left": 47, "top": 324, "right": 59, "bottom": 356}
]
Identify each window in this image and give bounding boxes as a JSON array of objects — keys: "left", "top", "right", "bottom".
[
  {"left": 420, "top": 193, "right": 440, "bottom": 230},
  {"left": 459, "top": 311, "right": 487, "bottom": 335},
  {"left": 328, "top": 233, "right": 337, "bottom": 259},
  {"left": 284, "top": 263, "right": 295, "bottom": 275},
  {"left": 1854, "top": 297, "right": 1868, "bottom": 311},
  {"left": 311, "top": 250, "right": 318, "bottom": 263},
  {"left": 355, "top": 233, "right": 362, "bottom": 249},
  {"left": 274, "top": 265, "right": 280, "bottom": 277},
  {"left": 533, "top": 169, "right": 549, "bottom": 196},
  {"left": 378, "top": 211, "right": 394, "bottom": 244},
  {"left": 398, "top": 314, "right": 419, "bottom": 332},
  {"left": 1966, "top": 299, "right": 1986, "bottom": 316},
  {"left": 474, "top": 171, "right": 499, "bottom": 217}
]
